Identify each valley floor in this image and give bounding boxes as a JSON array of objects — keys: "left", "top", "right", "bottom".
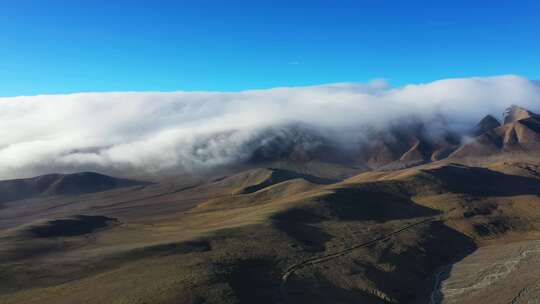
[
  {"left": 2, "top": 158, "right": 540, "bottom": 303},
  {"left": 433, "top": 238, "right": 540, "bottom": 304}
]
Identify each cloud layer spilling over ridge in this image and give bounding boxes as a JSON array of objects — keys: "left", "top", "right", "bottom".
[{"left": 1, "top": 75, "right": 539, "bottom": 179}]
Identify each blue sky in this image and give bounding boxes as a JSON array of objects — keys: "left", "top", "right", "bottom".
[{"left": 1, "top": 0, "right": 539, "bottom": 96}]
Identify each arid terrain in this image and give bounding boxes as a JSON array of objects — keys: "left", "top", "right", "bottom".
[{"left": 2, "top": 106, "right": 540, "bottom": 304}]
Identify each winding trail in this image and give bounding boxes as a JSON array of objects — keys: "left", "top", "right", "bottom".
[{"left": 279, "top": 217, "right": 439, "bottom": 303}]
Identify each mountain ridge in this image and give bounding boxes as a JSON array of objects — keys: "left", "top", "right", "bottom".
[{"left": 0, "top": 172, "right": 148, "bottom": 203}]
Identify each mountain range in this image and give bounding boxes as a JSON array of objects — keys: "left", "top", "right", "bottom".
[{"left": 1, "top": 105, "right": 540, "bottom": 303}]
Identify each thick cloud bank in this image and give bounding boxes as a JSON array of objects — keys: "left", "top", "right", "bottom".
[{"left": 1, "top": 75, "right": 539, "bottom": 179}]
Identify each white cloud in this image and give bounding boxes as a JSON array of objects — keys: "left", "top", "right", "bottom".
[{"left": 1, "top": 75, "right": 539, "bottom": 179}]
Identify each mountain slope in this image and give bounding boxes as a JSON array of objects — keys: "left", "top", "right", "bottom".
[
  {"left": 0, "top": 172, "right": 148, "bottom": 203},
  {"left": 471, "top": 115, "right": 501, "bottom": 136}
]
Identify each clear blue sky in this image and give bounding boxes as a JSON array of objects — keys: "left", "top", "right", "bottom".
[{"left": 1, "top": 0, "right": 539, "bottom": 96}]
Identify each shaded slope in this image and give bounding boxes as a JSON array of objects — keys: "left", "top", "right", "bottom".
[
  {"left": 0, "top": 172, "right": 148, "bottom": 203},
  {"left": 20, "top": 215, "right": 118, "bottom": 238},
  {"left": 245, "top": 124, "right": 356, "bottom": 165},
  {"left": 420, "top": 164, "right": 540, "bottom": 196},
  {"left": 470, "top": 115, "right": 501, "bottom": 136}
]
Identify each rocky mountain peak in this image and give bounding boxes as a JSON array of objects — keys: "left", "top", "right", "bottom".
[{"left": 503, "top": 105, "right": 537, "bottom": 124}]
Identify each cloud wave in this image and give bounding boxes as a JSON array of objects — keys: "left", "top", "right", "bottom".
[{"left": 1, "top": 75, "right": 539, "bottom": 179}]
